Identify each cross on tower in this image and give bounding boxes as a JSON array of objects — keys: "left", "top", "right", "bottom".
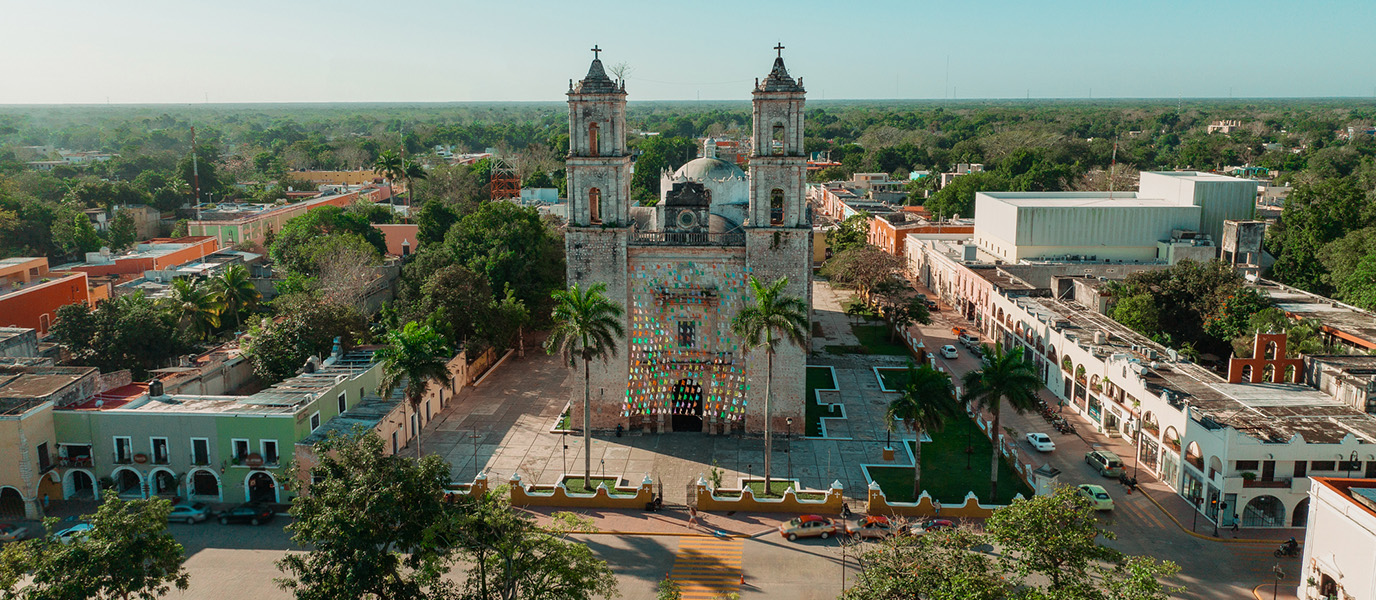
[
  {"left": 774, "top": 43, "right": 784, "bottom": 58},
  {"left": 591, "top": 45, "right": 602, "bottom": 59}
]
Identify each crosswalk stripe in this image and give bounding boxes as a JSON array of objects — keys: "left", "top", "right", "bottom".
[{"left": 670, "top": 538, "right": 743, "bottom": 598}]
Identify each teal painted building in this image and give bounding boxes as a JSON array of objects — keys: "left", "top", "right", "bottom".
[{"left": 52, "top": 349, "right": 384, "bottom": 505}]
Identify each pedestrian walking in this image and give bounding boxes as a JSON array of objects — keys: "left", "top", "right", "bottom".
[
  {"left": 933, "top": 500, "right": 942, "bottom": 516},
  {"left": 687, "top": 506, "right": 700, "bottom": 528}
]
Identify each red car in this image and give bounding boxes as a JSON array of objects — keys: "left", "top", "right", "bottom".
[
  {"left": 779, "top": 515, "right": 838, "bottom": 541},
  {"left": 917, "top": 518, "right": 955, "bottom": 533}
]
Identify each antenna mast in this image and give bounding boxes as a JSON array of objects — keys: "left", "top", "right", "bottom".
[
  {"left": 191, "top": 126, "right": 202, "bottom": 220},
  {"left": 1107, "top": 139, "right": 1118, "bottom": 200}
]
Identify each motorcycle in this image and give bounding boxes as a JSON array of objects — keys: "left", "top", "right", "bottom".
[{"left": 1274, "top": 541, "right": 1300, "bottom": 558}]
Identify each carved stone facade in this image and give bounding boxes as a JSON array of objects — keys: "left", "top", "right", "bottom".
[{"left": 563, "top": 49, "right": 811, "bottom": 434}]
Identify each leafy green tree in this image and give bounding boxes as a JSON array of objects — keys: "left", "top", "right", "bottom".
[
  {"left": 1202, "top": 287, "right": 1270, "bottom": 343},
  {"left": 213, "top": 263, "right": 261, "bottom": 331},
  {"left": 373, "top": 149, "right": 406, "bottom": 194},
  {"left": 887, "top": 363, "right": 959, "bottom": 499},
  {"left": 843, "top": 526, "right": 1008, "bottom": 600},
  {"left": 242, "top": 296, "right": 370, "bottom": 384},
  {"left": 414, "top": 264, "right": 492, "bottom": 348},
  {"left": 523, "top": 169, "right": 554, "bottom": 189},
  {"left": 107, "top": 209, "right": 138, "bottom": 251},
  {"left": 545, "top": 283, "right": 625, "bottom": 485},
  {"left": 445, "top": 201, "right": 565, "bottom": 318},
  {"left": 0, "top": 494, "right": 190, "bottom": 600},
  {"left": 177, "top": 145, "right": 224, "bottom": 204},
  {"left": 51, "top": 210, "right": 103, "bottom": 257},
  {"left": 376, "top": 322, "right": 452, "bottom": 458},
  {"left": 448, "top": 491, "right": 619, "bottom": 600},
  {"left": 416, "top": 199, "right": 459, "bottom": 245},
  {"left": 825, "top": 213, "right": 870, "bottom": 255},
  {"left": 923, "top": 170, "right": 1008, "bottom": 220},
  {"left": 881, "top": 294, "right": 931, "bottom": 342},
  {"left": 403, "top": 158, "right": 427, "bottom": 211},
  {"left": 730, "top": 276, "right": 809, "bottom": 493},
  {"left": 1111, "top": 293, "right": 1160, "bottom": 337},
  {"left": 986, "top": 486, "right": 1181, "bottom": 598},
  {"left": 630, "top": 136, "right": 698, "bottom": 204},
  {"left": 960, "top": 343, "right": 1041, "bottom": 501},
  {"left": 51, "top": 292, "right": 190, "bottom": 379},
  {"left": 483, "top": 285, "right": 531, "bottom": 353},
  {"left": 270, "top": 206, "right": 387, "bottom": 276},
  {"left": 164, "top": 278, "right": 223, "bottom": 341},
  {"left": 278, "top": 431, "right": 457, "bottom": 600},
  {"left": 170, "top": 218, "right": 189, "bottom": 238},
  {"left": 346, "top": 199, "right": 396, "bottom": 224}
]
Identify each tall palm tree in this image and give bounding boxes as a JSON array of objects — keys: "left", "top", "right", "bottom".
[
  {"left": 403, "top": 158, "right": 427, "bottom": 221},
  {"left": 376, "top": 321, "right": 452, "bottom": 459},
  {"left": 545, "top": 283, "right": 624, "bottom": 487},
  {"left": 961, "top": 343, "right": 1042, "bottom": 501},
  {"left": 731, "top": 276, "right": 808, "bottom": 493},
  {"left": 212, "top": 264, "right": 260, "bottom": 331},
  {"left": 372, "top": 150, "right": 405, "bottom": 203},
  {"left": 887, "top": 362, "right": 959, "bottom": 501},
  {"left": 166, "top": 278, "right": 222, "bottom": 341}
]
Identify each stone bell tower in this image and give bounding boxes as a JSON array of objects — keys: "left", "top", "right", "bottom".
[
  {"left": 564, "top": 46, "right": 632, "bottom": 429},
  {"left": 742, "top": 45, "right": 812, "bottom": 435}
]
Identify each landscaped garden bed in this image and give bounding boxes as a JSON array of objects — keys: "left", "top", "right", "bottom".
[
  {"left": 805, "top": 365, "right": 840, "bottom": 437},
  {"left": 867, "top": 415, "right": 1033, "bottom": 505}
]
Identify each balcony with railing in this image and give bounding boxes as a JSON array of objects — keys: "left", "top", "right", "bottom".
[{"left": 628, "top": 228, "right": 745, "bottom": 247}]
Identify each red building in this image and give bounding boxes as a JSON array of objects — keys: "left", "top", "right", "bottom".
[{"left": 0, "top": 257, "right": 92, "bottom": 335}]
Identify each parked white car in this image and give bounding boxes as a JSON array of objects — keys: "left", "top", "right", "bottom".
[
  {"left": 53, "top": 523, "right": 92, "bottom": 544},
  {"left": 1025, "top": 432, "right": 1055, "bottom": 452},
  {"left": 940, "top": 345, "right": 959, "bottom": 359}
]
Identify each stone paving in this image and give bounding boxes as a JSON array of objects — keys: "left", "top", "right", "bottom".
[{"left": 418, "top": 280, "right": 924, "bottom": 504}]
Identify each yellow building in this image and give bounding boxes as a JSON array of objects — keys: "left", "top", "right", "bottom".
[{"left": 0, "top": 364, "right": 93, "bottom": 518}]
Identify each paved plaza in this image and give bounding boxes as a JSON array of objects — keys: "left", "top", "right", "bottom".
[{"left": 420, "top": 280, "right": 923, "bottom": 503}]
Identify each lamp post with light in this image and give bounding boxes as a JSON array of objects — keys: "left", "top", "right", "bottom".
[{"left": 786, "top": 417, "right": 794, "bottom": 482}]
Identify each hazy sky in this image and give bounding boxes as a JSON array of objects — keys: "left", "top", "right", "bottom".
[{"left": 3, "top": 0, "right": 1374, "bottom": 104}]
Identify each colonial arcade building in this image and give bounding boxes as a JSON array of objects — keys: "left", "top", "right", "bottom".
[{"left": 562, "top": 47, "right": 812, "bottom": 434}]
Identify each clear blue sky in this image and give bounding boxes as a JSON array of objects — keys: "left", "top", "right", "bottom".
[{"left": 3, "top": 0, "right": 1373, "bottom": 104}]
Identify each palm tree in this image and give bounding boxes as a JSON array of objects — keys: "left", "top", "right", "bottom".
[
  {"left": 961, "top": 343, "right": 1042, "bottom": 501},
  {"left": 372, "top": 150, "right": 405, "bottom": 202},
  {"left": 166, "top": 279, "right": 222, "bottom": 341},
  {"left": 887, "top": 363, "right": 960, "bottom": 501},
  {"left": 545, "top": 283, "right": 624, "bottom": 487},
  {"left": 403, "top": 158, "right": 427, "bottom": 220},
  {"left": 731, "top": 276, "right": 808, "bottom": 494},
  {"left": 212, "top": 264, "right": 260, "bottom": 331},
  {"left": 376, "top": 321, "right": 452, "bottom": 459}
]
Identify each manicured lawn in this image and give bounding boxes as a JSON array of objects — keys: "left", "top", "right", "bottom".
[
  {"left": 560, "top": 477, "right": 622, "bottom": 494},
  {"left": 805, "top": 366, "right": 840, "bottom": 437},
  {"left": 875, "top": 367, "right": 909, "bottom": 392},
  {"left": 556, "top": 409, "right": 571, "bottom": 430},
  {"left": 870, "top": 415, "right": 1034, "bottom": 505},
  {"left": 850, "top": 324, "right": 911, "bottom": 356}
]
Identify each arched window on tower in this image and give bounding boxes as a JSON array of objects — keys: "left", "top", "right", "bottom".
[
  {"left": 770, "top": 188, "right": 784, "bottom": 225},
  {"left": 771, "top": 123, "right": 786, "bottom": 155},
  {"left": 588, "top": 123, "right": 600, "bottom": 157},
  {"left": 589, "top": 188, "right": 602, "bottom": 225}
]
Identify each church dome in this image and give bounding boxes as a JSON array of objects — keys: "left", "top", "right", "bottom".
[{"left": 673, "top": 157, "right": 745, "bottom": 181}]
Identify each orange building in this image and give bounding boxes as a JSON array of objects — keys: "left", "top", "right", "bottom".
[
  {"left": 64, "top": 237, "right": 220, "bottom": 277},
  {"left": 0, "top": 257, "right": 92, "bottom": 335},
  {"left": 374, "top": 224, "right": 419, "bottom": 257},
  {"left": 868, "top": 213, "right": 974, "bottom": 257}
]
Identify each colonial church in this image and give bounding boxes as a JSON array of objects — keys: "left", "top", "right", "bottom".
[{"left": 563, "top": 47, "right": 812, "bottom": 434}]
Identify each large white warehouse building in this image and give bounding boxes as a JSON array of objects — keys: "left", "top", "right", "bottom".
[{"left": 974, "top": 171, "right": 1256, "bottom": 263}]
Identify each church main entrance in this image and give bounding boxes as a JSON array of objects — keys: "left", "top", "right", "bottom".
[{"left": 670, "top": 378, "right": 704, "bottom": 432}]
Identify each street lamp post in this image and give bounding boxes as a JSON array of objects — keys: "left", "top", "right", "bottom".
[
  {"left": 1272, "top": 564, "right": 1284, "bottom": 600},
  {"left": 1191, "top": 496, "right": 1202, "bottom": 532},
  {"left": 561, "top": 432, "right": 568, "bottom": 475}
]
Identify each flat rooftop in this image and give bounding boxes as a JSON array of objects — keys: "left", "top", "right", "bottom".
[
  {"left": 66, "top": 348, "right": 380, "bottom": 416},
  {"left": 298, "top": 390, "right": 405, "bottom": 446},
  {"left": 1021, "top": 296, "right": 1376, "bottom": 444},
  {"left": 1251, "top": 278, "right": 1376, "bottom": 349},
  {"left": 980, "top": 191, "right": 1186, "bottom": 208}
]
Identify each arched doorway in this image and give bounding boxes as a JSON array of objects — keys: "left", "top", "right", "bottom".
[
  {"left": 1319, "top": 575, "right": 1338, "bottom": 598},
  {"left": 1242, "top": 495, "right": 1285, "bottom": 527},
  {"left": 189, "top": 469, "right": 220, "bottom": 501},
  {"left": 670, "top": 378, "right": 703, "bottom": 432},
  {"left": 112, "top": 468, "right": 144, "bottom": 498},
  {"left": 0, "top": 487, "right": 24, "bottom": 518},
  {"left": 246, "top": 472, "right": 278, "bottom": 503},
  {"left": 150, "top": 469, "right": 178, "bottom": 497},
  {"left": 1292, "top": 497, "right": 1310, "bottom": 527},
  {"left": 64, "top": 469, "right": 95, "bottom": 499}
]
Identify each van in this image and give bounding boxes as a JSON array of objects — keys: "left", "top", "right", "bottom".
[
  {"left": 1085, "top": 450, "right": 1125, "bottom": 478},
  {"left": 958, "top": 332, "right": 980, "bottom": 347}
]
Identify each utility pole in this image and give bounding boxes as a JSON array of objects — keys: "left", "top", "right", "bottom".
[{"left": 191, "top": 126, "right": 201, "bottom": 220}]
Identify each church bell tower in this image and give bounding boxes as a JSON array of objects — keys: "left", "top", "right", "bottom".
[
  {"left": 567, "top": 46, "right": 630, "bottom": 227},
  {"left": 747, "top": 43, "right": 807, "bottom": 229}
]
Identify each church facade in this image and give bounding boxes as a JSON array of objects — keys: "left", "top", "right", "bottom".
[{"left": 562, "top": 48, "right": 812, "bottom": 435}]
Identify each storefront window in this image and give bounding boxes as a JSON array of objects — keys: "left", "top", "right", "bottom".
[
  {"left": 1139, "top": 438, "right": 1160, "bottom": 472},
  {"left": 1161, "top": 451, "right": 1180, "bottom": 491},
  {"left": 1087, "top": 396, "right": 1102, "bottom": 422}
]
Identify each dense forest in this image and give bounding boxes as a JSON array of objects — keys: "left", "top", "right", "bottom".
[{"left": 3, "top": 98, "right": 1376, "bottom": 314}]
